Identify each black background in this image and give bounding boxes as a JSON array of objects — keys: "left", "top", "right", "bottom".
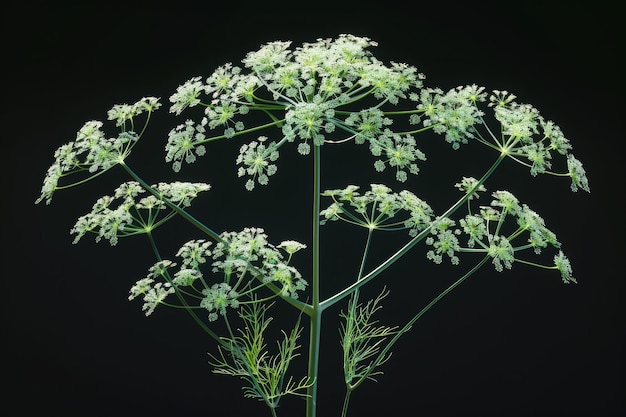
[{"left": 3, "top": 1, "right": 623, "bottom": 416}]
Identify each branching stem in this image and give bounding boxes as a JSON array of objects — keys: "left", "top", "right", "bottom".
[
  {"left": 320, "top": 153, "right": 506, "bottom": 311},
  {"left": 121, "top": 161, "right": 312, "bottom": 314}
]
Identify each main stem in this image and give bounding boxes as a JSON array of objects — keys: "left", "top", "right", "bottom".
[{"left": 306, "top": 144, "right": 322, "bottom": 417}]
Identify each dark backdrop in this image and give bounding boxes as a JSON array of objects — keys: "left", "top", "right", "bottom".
[{"left": 4, "top": 1, "right": 623, "bottom": 416}]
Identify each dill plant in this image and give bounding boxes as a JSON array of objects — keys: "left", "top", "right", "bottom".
[{"left": 36, "top": 34, "right": 589, "bottom": 416}]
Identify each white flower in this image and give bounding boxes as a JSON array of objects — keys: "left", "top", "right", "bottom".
[{"left": 278, "top": 240, "right": 307, "bottom": 255}]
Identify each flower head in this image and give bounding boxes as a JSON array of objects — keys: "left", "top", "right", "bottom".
[
  {"left": 243, "top": 41, "right": 293, "bottom": 78},
  {"left": 455, "top": 177, "right": 487, "bottom": 200},
  {"left": 108, "top": 97, "right": 161, "bottom": 127},
  {"left": 208, "top": 228, "right": 309, "bottom": 301},
  {"left": 71, "top": 195, "right": 134, "bottom": 246},
  {"left": 129, "top": 264, "right": 176, "bottom": 317},
  {"left": 267, "top": 262, "right": 307, "bottom": 298},
  {"left": 320, "top": 184, "right": 433, "bottom": 234},
  {"left": 201, "top": 283, "right": 240, "bottom": 321},
  {"left": 344, "top": 108, "right": 393, "bottom": 145},
  {"left": 459, "top": 214, "right": 488, "bottom": 248},
  {"left": 176, "top": 239, "right": 213, "bottom": 268},
  {"left": 36, "top": 98, "right": 159, "bottom": 205},
  {"left": 169, "top": 76, "right": 205, "bottom": 115},
  {"left": 369, "top": 133, "right": 425, "bottom": 182},
  {"left": 236, "top": 138, "right": 279, "bottom": 190},
  {"left": 172, "top": 268, "right": 203, "bottom": 287},
  {"left": 488, "top": 236, "right": 515, "bottom": 272},
  {"left": 567, "top": 155, "right": 590, "bottom": 193},
  {"left": 517, "top": 205, "right": 559, "bottom": 253},
  {"left": 152, "top": 181, "right": 211, "bottom": 208},
  {"left": 491, "top": 190, "right": 521, "bottom": 216},
  {"left": 425, "top": 217, "right": 461, "bottom": 265},
  {"left": 165, "top": 119, "right": 207, "bottom": 172},
  {"left": 554, "top": 251, "right": 577, "bottom": 284},
  {"left": 277, "top": 240, "right": 307, "bottom": 255},
  {"left": 70, "top": 181, "right": 210, "bottom": 245}
]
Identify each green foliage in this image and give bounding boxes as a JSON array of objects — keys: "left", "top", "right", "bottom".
[
  {"left": 340, "top": 288, "right": 398, "bottom": 390},
  {"left": 36, "top": 35, "right": 590, "bottom": 417},
  {"left": 209, "top": 302, "right": 314, "bottom": 411}
]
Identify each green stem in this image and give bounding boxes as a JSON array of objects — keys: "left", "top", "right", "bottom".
[
  {"left": 357, "top": 228, "right": 374, "bottom": 281},
  {"left": 55, "top": 166, "right": 112, "bottom": 190},
  {"left": 341, "top": 228, "right": 373, "bottom": 417},
  {"left": 200, "top": 118, "right": 285, "bottom": 144},
  {"left": 121, "top": 161, "right": 223, "bottom": 242},
  {"left": 514, "top": 258, "right": 556, "bottom": 269},
  {"left": 306, "top": 144, "right": 322, "bottom": 417},
  {"left": 320, "top": 153, "right": 506, "bottom": 311},
  {"left": 146, "top": 231, "right": 222, "bottom": 343},
  {"left": 352, "top": 254, "right": 491, "bottom": 390},
  {"left": 341, "top": 390, "right": 352, "bottom": 417},
  {"left": 346, "top": 228, "right": 373, "bottom": 331},
  {"left": 122, "top": 160, "right": 313, "bottom": 314}
]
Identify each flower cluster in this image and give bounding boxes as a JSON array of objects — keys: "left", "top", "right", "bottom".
[
  {"left": 36, "top": 35, "right": 589, "bottom": 417},
  {"left": 127, "top": 229, "right": 307, "bottom": 320},
  {"left": 416, "top": 85, "right": 486, "bottom": 150},
  {"left": 107, "top": 96, "right": 161, "bottom": 127},
  {"left": 567, "top": 154, "right": 590, "bottom": 193},
  {"left": 128, "top": 260, "right": 177, "bottom": 316},
  {"left": 166, "top": 35, "right": 429, "bottom": 188},
  {"left": 430, "top": 181, "right": 577, "bottom": 283},
  {"left": 129, "top": 242, "right": 214, "bottom": 318},
  {"left": 172, "top": 239, "right": 214, "bottom": 287},
  {"left": 36, "top": 97, "right": 161, "bottom": 205},
  {"left": 467, "top": 189, "right": 562, "bottom": 268},
  {"left": 236, "top": 137, "right": 280, "bottom": 190},
  {"left": 211, "top": 228, "right": 308, "bottom": 299},
  {"left": 176, "top": 239, "right": 214, "bottom": 268},
  {"left": 320, "top": 184, "right": 433, "bottom": 235},
  {"left": 344, "top": 108, "right": 393, "bottom": 145},
  {"left": 554, "top": 250, "right": 576, "bottom": 284},
  {"left": 71, "top": 181, "right": 211, "bottom": 245},
  {"left": 370, "top": 133, "right": 425, "bottom": 182},
  {"left": 153, "top": 181, "right": 211, "bottom": 208},
  {"left": 454, "top": 177, "right": 487, "bottom": 200},
  {"left": 201, "top": 283, "right": 241, "bottom": 322},
  {"left": 244, "top": 35, "right": 423, "bottom": 103},
  {"left": 169, "top": 76, "right": 206, "bottom": 115},
  {"left": 168, "top": 64, "right": 255, "bottom": 160},
  {"left": 165, "top": 119, "right": 208, "bottom": 172},
  {"left": 485, "top": 91, "right": 589, "bottom": 192},
  {"left": 487, "top": 236, "right": 515, "bottom": 272},
  {"left": 282, "top": 101, "right": 336, "bottom": 147},
  {"left": 425, "top": 217, "right": 461, "bottom": 265}
]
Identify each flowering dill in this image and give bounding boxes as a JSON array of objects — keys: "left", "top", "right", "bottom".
[
  {"left": 70, "top": 181, "right": 211, "bottom": 245},
  {"left": 36, "top": 98, "right": 160, "bottom": 205}
]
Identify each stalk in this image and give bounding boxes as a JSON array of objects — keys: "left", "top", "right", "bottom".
[
  {"left": 145, "top": 231, "right": 223, "bottom": 343},
  {"left": 120, "top": 161, "right": 223, "bottom": 242},
  {"left": 352, "top": 254, "right": 491, "bottom": 390},
  {"left": 121, "top": 160, "right": 312, "bottom": 314},
  {"left": 320, "top": 153, "right": 506, "bottom": 310},
  {"left": 306, "top": 144, "right": 322, "bottom": 417}
]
